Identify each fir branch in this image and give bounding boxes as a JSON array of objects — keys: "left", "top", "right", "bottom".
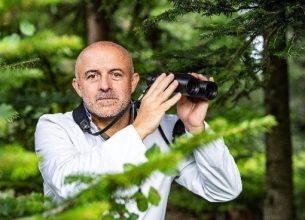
[
  {"left": 0, "top": 58, "right": 40, "bottom": 70},
  {"left": 0, "top": 145, "right": 39, "bottom": 182},
  {"left": 0, "top": 193, "right": 52, "bottom": 219},
  {"left": 3, "top": 116, "right": 276, "bottom": 219},
  {"left": 0, "top": 104, "right": 19, "bottom": 130},
  {"left": 40, "top": 116, "right": 276, "bottom": 219},
  {"left": 225, "top": 33, "right": 257, "bottom": 69},
  {"left": 0, "top": 31, "right": 83, "bottom": 59}
]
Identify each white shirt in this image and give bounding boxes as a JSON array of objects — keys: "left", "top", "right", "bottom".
[{"left": 35, "top": 112, "right": 242, "bottom": 220}]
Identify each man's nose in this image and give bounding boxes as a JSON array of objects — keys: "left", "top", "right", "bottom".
[{"left": 98, "top": 74, "right": 112, "bottom": 91}]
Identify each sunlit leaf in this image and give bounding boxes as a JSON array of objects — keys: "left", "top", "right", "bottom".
[
  {"left": 128, "top": 213, "right": 139, "bottom": 220},
  {"left": 145, "top": 144, "right": 161, "bottom": 160},
  {"left": 148, "top": 187, "right": 161, "bottom": 206},
  {"left": 160, "top": 167, "right": 179, "bottom": 177},
  {"left": 20, "top": 20, "right": 36, "bottom": 36},
  {"left": 135, "top": 191, "right": 148, "bottom": 212}
]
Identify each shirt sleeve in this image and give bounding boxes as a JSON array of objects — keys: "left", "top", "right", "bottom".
[
  {"left": 175, "top": 123, "right": 242, "bottom": 202},
  {"left": 35, "top": 115, "right": 147, "bottom": 200}
]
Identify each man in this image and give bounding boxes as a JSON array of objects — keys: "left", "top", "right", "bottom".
[{"left": 35, "top": 41, "right": 242, "bottom": 219}]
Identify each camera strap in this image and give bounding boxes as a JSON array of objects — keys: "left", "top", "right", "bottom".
[
  {"left": 72, "top": 102, "right": 132, "bottom": 139},
  {"left": 72, "top": 99, "right": 185, "bottom": 143},
  {"left": 157, "top": 119, "right": 185, "bottom": 145},
  {"left": 138, "top": 84, "right": 187, "bottom": 144},
  {"left": 172, "top": 119, "right": 186, "bottom": 141}
]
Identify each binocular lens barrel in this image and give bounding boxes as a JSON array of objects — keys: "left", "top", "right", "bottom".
[{"left": 146, "top": 73, "right": 218, "bottom": 100}]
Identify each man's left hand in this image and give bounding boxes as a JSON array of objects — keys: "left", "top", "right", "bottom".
[{"left": 177, "top": 73, "right": 213, "bottom": 133}]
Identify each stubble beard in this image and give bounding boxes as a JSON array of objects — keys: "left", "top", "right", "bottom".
[{"left": 83, "top": 92, "right": 131, "bottom": 121}]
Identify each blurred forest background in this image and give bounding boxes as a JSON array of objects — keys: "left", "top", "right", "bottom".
[{"left": 0, "top": 0, "right": 304, "bottom": 219}]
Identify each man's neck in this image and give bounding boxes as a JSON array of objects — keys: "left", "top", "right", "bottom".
[{"left": 92, "top": 111, "right": 131, "bottom": 137}]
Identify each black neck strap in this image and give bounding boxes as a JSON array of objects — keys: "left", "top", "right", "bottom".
[
  {"left": 72, "top": 100, "right": 185, "bottom": 143},
  {"left": 72, "top": 102, "right": 132, "bottom": 137}
]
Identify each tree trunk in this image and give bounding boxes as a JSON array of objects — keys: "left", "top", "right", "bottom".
[
  {"left": 85, "top": 0, "right": 110, "bottom": 44},
  {"left": 263, "top": 33, "right": 294, "bottom": 220}
]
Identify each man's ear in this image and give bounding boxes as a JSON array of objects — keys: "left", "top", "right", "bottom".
[
  {"left": 131, "top": 72, "right": 140, "bottom": 93},
  {"left": 72, "top": 78, "right": 83, "bottom": 98}
]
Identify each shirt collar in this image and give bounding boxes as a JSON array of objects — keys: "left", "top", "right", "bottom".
[{"left": 83, "top": 104, "right": 92, "bottom": 122}]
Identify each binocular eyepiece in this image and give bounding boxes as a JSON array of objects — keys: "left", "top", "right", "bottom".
[{"left": 146, "top": 73, "right": 218, "bottom": 100}]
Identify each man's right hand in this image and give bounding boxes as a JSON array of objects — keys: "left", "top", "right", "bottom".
[{"left": 132, "top": 73, "right": 181, "bottom": 140}]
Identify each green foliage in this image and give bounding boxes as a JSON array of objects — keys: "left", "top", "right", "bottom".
[
  {"left": 0, "top": 193, "right": 53, "bottom": 219},
  {"left": 144, "top": 144, "right": 161, "bottom": 160},
  {"left": 0, "top": 0, "right": 84, "bottom": 149},
  {"left": 1, "top": 115, "right": 274, "bottom": 219},
  {"left": 0, "top": 113, "right": 276, "bottom": 219},
  {"left": 43, "top": 202, "right": 109, "bottom": 220},
  {"left": 64, "top": 174, "right": 97, "bottom": 186},
  {"left": 19, "top": 20, "right": 36, "bottom": 36},
  {"left": 0, "top": 0, "right": 78, "bottom": 15},
  {"left": 124, "top": 163, "right": 138, "bottom": 172},
  {"left": 145, "top": 0, "right": 305, "bottom": 44},
  {"left": 0, "top": 31, "right": 82, "bottom": 59},
  {"left": 0, "top": 145, "right": 39, "bottom": 182},
  {"left": 148, "top": 187, "right": 161, "bottom": 206},
  {"left": 0, "top": 104, "right": 18, "bottom": 130},
  {"left": 142, "top": 0, "right": 305, "bottom": 106},
  {"left": 135, "top": 191, "right": 149, "bottom": 212},
  {"left": 294, "top": 152, "right": 305, "bottom": 220},
  {"left": 0, "top": 61, "right": 43, "bottom": 90},
  {"left": 0, "top": 0, "right": 303, "bottom": 219}
]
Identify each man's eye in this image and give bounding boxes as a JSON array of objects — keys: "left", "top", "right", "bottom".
[
  {"left": 87, "top": 73, "right": 98, "bottom": 79},
  {"left": 111, "top": 72, "right": 123, "bottom": 80}
]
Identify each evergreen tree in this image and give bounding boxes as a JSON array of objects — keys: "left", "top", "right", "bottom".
[
  {"left": 0, "top": 0, "right": 84, "bottom": 150},
  {"left": 143, "top": 1, "right": 305, "bottom": 219},
  {"left": 1, "top": 0, "right": 304, "bottom": 219}
]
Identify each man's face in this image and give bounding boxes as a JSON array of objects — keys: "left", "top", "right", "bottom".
[{"left": 72, "top": 45, "right": 139, "bottom": 119}]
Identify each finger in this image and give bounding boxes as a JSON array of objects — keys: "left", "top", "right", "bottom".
[
  {"left": 145, "top": 73, "right": 167, "bottom": 96},
  {"left": 189, "top": 72, "right": 200, "bottom": 79},
  {"left": 149, "top": 73, "right": 175, "bottom": 96},
  {"left": 161, "top": 93, "right": 182, "bottom": 111},
  {"left": 161, "top": 79, "right": 179, "bottom": 101},
  {"left": 190, "top": 72, "right": 214, "bottom": 82},
  {"left": 196, "top": 73, "right": 209, "bottom": 81},
  {"left": 190, "top": 72, "right": 207, "bottom": 81}
]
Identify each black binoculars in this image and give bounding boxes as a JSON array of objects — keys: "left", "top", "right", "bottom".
[{"left": 146, "top": 73, "right": 218, "bottom": 100}]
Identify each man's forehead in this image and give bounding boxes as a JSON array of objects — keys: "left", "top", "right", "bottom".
[
  {"left": 80, "top": 45, "right": 128, "bottom": 59},
  {"left": 80, "top": 52, "right": 128, "bottom": 69},
  {"left": 75, "top": 42, "right": 134, "bottom": 77}
]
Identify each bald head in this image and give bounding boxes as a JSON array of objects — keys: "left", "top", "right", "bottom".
[
  {"left": 75, "top": 41, "right": 134, "bottom": 79},
  {"left": 71, "top": 41, "right": 140, "bottom": 122}
]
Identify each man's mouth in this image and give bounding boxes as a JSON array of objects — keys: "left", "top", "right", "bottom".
[
  {"left": 96, "top": 92, "right": 119, "bottom": 104},
  {"left": 97, "top": 97, "right": 116, "bottom": 100},
  {"left": 96, "top": 97, "right": 118, "bottom": 103}
]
